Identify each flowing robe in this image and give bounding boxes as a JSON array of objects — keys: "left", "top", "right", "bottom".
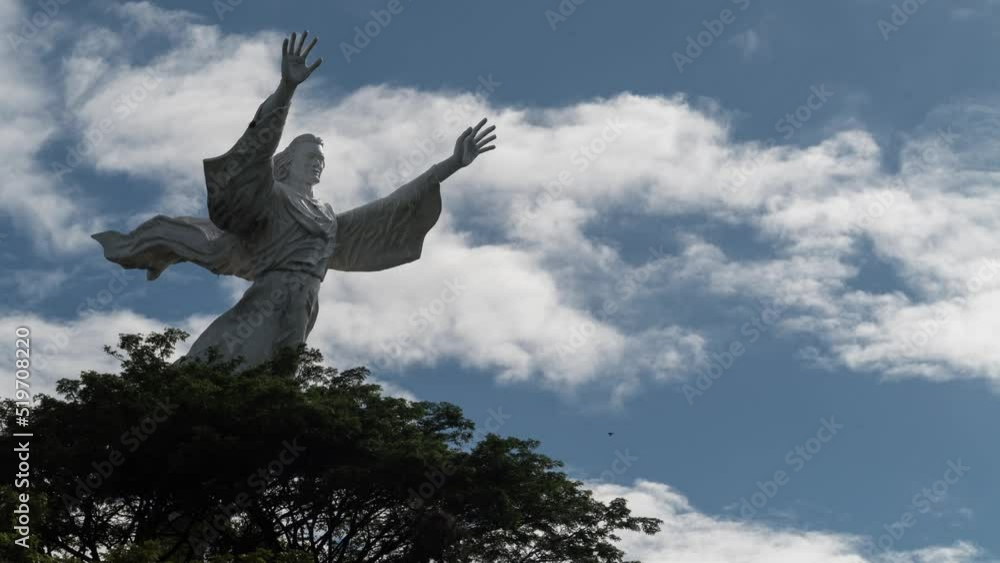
[{"left": 92, "top": 98, "right": 443, "bottom": 368}]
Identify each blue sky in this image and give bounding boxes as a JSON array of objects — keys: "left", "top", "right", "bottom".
[{"left": 2, "top": 0, "right": 999, "bottom": 560}]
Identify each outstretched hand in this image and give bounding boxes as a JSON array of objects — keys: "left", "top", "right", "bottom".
[
  {"left": 281, "top": 31, "right": 322, "bottom": 86},
  {"left": 453, "top": 118, "right": 497, "bottom": 167}
]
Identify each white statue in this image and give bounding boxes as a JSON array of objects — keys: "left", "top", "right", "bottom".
[{"left": 92, "top": 31, "right": 497, "bottom": 369}]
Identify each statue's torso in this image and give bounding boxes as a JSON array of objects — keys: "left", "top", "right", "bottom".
[{"left": 243, "top": 183, "right": 337, "bottom": 281}]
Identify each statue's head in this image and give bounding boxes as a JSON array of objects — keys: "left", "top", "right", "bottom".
[{"left": 273, "top": 134, "right": 325, "bottom": 189}]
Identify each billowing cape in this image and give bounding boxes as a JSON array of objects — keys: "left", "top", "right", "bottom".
[
  {"left": 93, "top": 102, "right": 442, "bottom": 280},
  {"left": 92, "top": 215, "right": 254, "bottom": 281}
]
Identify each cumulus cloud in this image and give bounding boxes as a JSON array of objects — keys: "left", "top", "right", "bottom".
[
  {"left": 37, "top": 3, "right": 705, "bottom": 395},
  {"left": 591, "top": 480, "right": 992, "bottom": 563},
  {"left": 0, "top": 308, "right": 417, "bottom": 402},
  {"left": 3, "top": 3, "right": 995, "bottom": 559},
  {"left": 0, "top": 310, "right": 176, "bottom": 398},
  {"left": 6, "top": 0, "right": 1000, "bottom": 402},
  {"left": 0, "top": 0, "right": 105, "bottom": 253}
]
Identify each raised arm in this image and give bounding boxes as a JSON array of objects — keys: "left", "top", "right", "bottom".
[
  {"left": 203, "top": 31, "right": 324, "bottom": 238},
  {"left": 429, "top": 117, "right": 497, "bottom": 182},
  {"left": 328, "top": 118, "right": 497, "bottom": 272},
  {"left": 256, "top": 31, "right": 323, "bottom": 123}
]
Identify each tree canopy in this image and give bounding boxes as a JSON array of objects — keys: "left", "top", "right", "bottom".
[{"left": 1, "top": 329, "right": 660, "bottom": 562}]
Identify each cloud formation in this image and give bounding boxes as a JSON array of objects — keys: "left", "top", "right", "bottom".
[
  {"left": 592, "top": 480, "right": 991, "bottom": 563},
  {"left": 4, "top": 1, "right": 1000, "bottom": 407}
]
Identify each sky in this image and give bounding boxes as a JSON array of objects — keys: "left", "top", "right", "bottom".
[{"left": 1, "top": 0, "right": 999, "bottom": 560}]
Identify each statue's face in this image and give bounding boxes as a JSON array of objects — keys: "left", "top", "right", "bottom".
[{"left": 290, "top": 142, "right": 325, "bottom": 187}]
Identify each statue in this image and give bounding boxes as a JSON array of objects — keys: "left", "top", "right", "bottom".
[{"left": 92, "top": 31, "right": 497, "bottom": 369}]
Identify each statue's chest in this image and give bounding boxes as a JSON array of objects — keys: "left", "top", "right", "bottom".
[
  {"left": 306, "top": 200, "right": 339, "bottom": 257},
  {"left": 286, "top": 196, "right": 335, "bottom": 244},
  {"left": 249, "top": 190, "right": 338, "bottom": 255},
  {"left": 297, "top": 198, "right": 337, "bottom": 237}
]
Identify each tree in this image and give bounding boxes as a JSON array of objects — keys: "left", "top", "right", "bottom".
[{"left": 1, "top": 329, "right": 661, "bottom": 562}]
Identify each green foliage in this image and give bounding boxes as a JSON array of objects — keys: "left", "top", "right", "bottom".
[{"left": 0, "top": 329, "right": 660, "bottom": 562}]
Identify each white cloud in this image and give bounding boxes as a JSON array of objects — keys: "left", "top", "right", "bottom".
[
  {"left": 591, "top": 480, "right": 993, "bottom": 563},
  {"left": 43, "top": 6, "right": 706, "bottom": 394},
  {"left": 0, "top": 310, "right": 179, "bottom": 398},
  {"left": 3, "top": 5, "right": 995, "bottom": 559},
  {"left": 0, "top": 0, "right": 105, "bottom": 254},
  {"left": 0, "top": 305, "right": 423, "bottom": 403},
  {"left": 8, "top": 0, "right": 1000, "bottom": 400},
  {"left": 1, "top": 268, "right": 72, "bottom": 304}
]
